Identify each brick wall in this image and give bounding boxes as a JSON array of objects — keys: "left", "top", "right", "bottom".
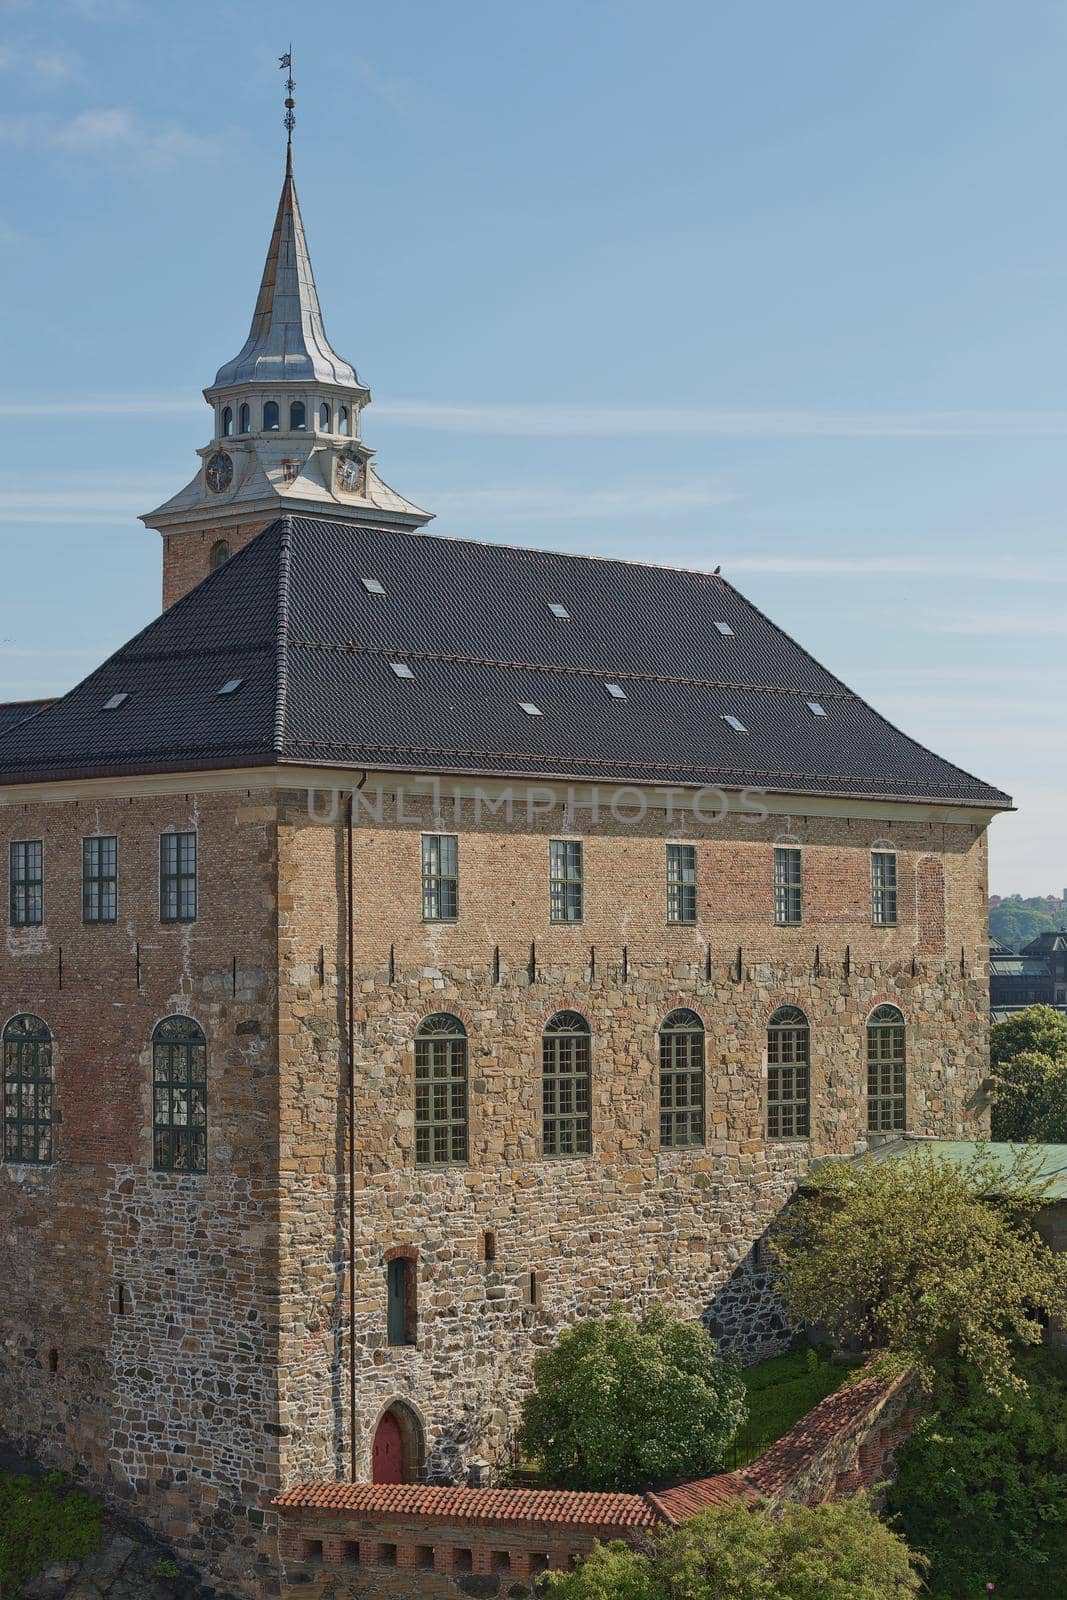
[{"left": 159, "top": 519, "right": 274, "bottom": 608}]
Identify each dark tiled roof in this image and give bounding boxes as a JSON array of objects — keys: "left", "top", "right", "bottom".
[
  {"left": 0, "top": 699, "right": 54, "bottom": 735},
  {"left": 0, "top": 517, "right": 1012, "bottom": 808}
]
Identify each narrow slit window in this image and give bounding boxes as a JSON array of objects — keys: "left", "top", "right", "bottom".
[
  {"left": 160, "top": 832, "right": 197, "bottom": 924},
  {"left": 666, "top": 842, "right": 697, "bottom": 924},
  {"left": 872, "top": 851, "right": 898, "bottom": 926},
  {"left": 9, "top": 840, "right": 43, "bottom": 927},
  {"left": 767, "top": 1007, "right": 810, "bottom": 1139},
  {"left": 422, "top": 833, "right": 459, "bottom": 921},
  {"left": 542, "top": 1011, "right": 591, "bottom": 1157},
  {"left": 549, "top": 839, "right": 583, "bottom": 923},
  {"left": 774, "top": 845, "right": 802, "bottom": 926},
  {"left": 386, "top": 1256, "right": 417, "bottom": 1346},
  {"left": 659, "top": 1009, "right": 705, "bottom": 1147},
  {"left": 82, "top": 835, "right": 117, "bottom": 924}
]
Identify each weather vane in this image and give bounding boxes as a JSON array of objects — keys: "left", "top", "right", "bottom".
[{"left": 279, "top": 48, "right": 295, "bottom": 146}]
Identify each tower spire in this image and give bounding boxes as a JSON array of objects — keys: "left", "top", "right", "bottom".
[{"left": 280, "top": 47, "right": 295, "bottom": 165}]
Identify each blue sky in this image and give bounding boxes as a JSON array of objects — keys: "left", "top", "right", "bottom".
[{"left": 1, "top": 0, "right": 1065, "bottom": 895}]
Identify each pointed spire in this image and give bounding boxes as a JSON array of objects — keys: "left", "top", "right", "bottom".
[{"left": 211, "top": 149, "right": 364, "bottom": 391}]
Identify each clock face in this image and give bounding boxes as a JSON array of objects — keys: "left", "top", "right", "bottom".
[
  {"left": 205, "top": 451, "right": 234, "bottom": 494},
  {"left": 335, "top": 454, "right": 364, "bottom": 496}
]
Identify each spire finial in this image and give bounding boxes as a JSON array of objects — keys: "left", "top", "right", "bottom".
[{"left": 279, "top": 47, "right": 295, "bottom": 162}]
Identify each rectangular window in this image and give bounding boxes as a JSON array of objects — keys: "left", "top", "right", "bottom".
[
  {"left": 82, "top": 836, "right": 117, "bottom": 924},
  {"left": 659, "top": 1022, "right": 705, "bottom": 1147},
  {"left": 872, "top": 851, "right": 898, "bottom": 926},
  {"left": 421, "top": 833, "right": 458, "bottom": 921},
  {"left": 160, "top": 832, "right": 197, "bottom": 924},
  {"left": 774, "top": 846, "right": 802, "bottom": 926},
  {"left": 9, "top": 840, "right": 43, "bottom": 927},
  {"left": 767, "top": 1024, "right": 810, "bottom": 1139},
  {"left": 549, "top": 840, "right": 583, "bottom": 923},
  {"left": 386, "top": 1257, "right": 417, "bottom": 1346},
  {"left": 666, "top": 843, "right": 697, "bottom": 924},
  {"left": 542, "top": 1024, "right": 592, "bottom": 1156}
]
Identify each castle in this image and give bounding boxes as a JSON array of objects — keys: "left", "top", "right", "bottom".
[{"left": 0, "top": 132, "right": 1010, "bottom": 1593}]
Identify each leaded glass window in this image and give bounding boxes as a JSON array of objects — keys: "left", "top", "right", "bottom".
[
  {"left": 872, "top": 852, "right": 898, "bottom": 926},
  {"left": 3, "top": 1014, "right": 52, "bottom": 1164},
  {"left": 422, "top": 834, "right": 458, "bottom": 921},
  {"left": 160, "top": 832, "right": 197, "bottom": 924},
  {"left": 549, "top": 840, "right": 583, "bottom": 923},
  {"left": 83, "top": 836, "right": 117, "bottom": 924},
  {"left": 10, "top": 840, "right": 43, "bottom": 927},
  {"left": 542, "top": 1011, "right": 591, "bottom": 1156},
  {"left": 414, "top": 1014, "right": 467, "bottom": 1166},
  {"left": 659, "top": 1009, "right": 705, "bottom": 1147},
  {"left": 666, "top": 844, "right": 697, "bottom": 924},
  {"left": 152, "top": 1016, "right": 207, "bottom": 1173},
  {"left": 867, "top": 1005, "right": 906, "bottom": 1132},
  {"left": 774, "top": 846, "right": 802, "bottom": 926},
  {"left": 767, "top": 1006, "right": 810, "bottom": 1138}
]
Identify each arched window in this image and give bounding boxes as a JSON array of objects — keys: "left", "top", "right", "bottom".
[
  {"left": 338, "top": 404, "right": 349, "bottom": 437},
  {"left": 289, "top": 400, "right": 306, "bottom": 431},
  {"left": 221, "top": 405, "right": 233, "bottom": 437},
  {"left": 659, "top": 1009, "right": 705, "bottom": 1147},
  {"left": 767, "top": 1006, "right": 809, "bottom": 1139},
  {"left": 318, "top": 401, "right": 331, "bottom": 432},
  {"left": 238, "top": 403, "right": 251, "bottom": 434},
  {"left": 152, "top": 1016, "right": 207, "bottom": 1173},
  {"left": 867, "top": 1006, "right": 906, "bottom": 1132},
  {"left": 542, "top": 1011, "right": 591, "bottom": 1157},
  {"left": 263, "top": 400, "right": 280, "bottom": 430},
  {"left": 209, "top": 539, "right": 230, "bottom": 571},
  {"left": 3, "top": 1014, "right": 53, "bottom": 1164},
  {"left": 414, "top": 1014, "right": 467, "bottom": 1166}
]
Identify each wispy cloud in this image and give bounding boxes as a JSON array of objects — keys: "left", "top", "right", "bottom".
[
  {"left": 0, "top": 45, "right": 79, "bottom": 83},
  {"left": 433, "top": 482, "right": 736, "bottom": 523}
]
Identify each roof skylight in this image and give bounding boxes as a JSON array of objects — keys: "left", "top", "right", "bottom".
[
  {"left": 102, "top": 693, "right": 128, "bottom": 711},
  {"left": 722, "top": 714, "right": 747, "bottom": 733},
  {"left": 547, "top": 602, "right": 570, "bottom": 619},
  {"left": 218, "top": 678, "right": 243, "bottom": 696},
  {"left": 807, "top": 701, "right": 827, "bottom": 717},
  {"left": 361, "top": 577, "right": 386, "bottom": 594},
  {"left": 519, "top": 702, "right": 543, "bottom": 716},
  {"left": 390, "top": 662, "right": 415, "bottom": 679},
  {"left": 714, "top": 621, "right": 735, "bottom": 636},
  {"left": 605, "top": 682, "right": 627, "bottom": 699}
]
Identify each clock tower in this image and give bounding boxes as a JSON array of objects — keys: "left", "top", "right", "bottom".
[{"left": 142, "top": 143, "right": 431, "bottom": 608}]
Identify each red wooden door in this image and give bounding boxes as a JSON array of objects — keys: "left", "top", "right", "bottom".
[{"left": 372, "top": 1411, "right": 404, "bottom": 1484}]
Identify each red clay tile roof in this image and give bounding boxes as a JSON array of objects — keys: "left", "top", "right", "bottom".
[
  {"left": 272, "top": 1481, "right": 660, "bottom": 1530},
  {"left": 646, "top": 1472, "right": 758, "bottom": 1525},
  {"left": 742, "top": 1367, "right": 911, "bottom": 1499}
]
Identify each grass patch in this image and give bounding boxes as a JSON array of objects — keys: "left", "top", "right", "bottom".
[
  {"left": 730, "top": 1344, "right": 858, "bottom": 1466},
  {"left": 0, "top": 1471, "right": 102, "bottom": 1594}
]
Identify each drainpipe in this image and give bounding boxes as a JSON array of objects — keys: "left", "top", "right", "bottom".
[{"left": 347, "top": 773, "right": 367, "bottom": 1480}]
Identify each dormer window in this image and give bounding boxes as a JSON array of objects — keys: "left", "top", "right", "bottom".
[
  {"left": 263, "top": 400, "right": 280, "bottom": 431},
  {"left": 338, "top": 404, "right": 349, "bottom": 437},
  {"left": 318, "top": 402, "right": 331, "bottom": 432},
  {"left": 290, "top": 401, "right": 306, "bottom": 431},
  {"left": 221, "top": 406, "right": 233, "bottom": 437},
  {"left": 238, "top": 403, "right": 251, "bottom": 433}
]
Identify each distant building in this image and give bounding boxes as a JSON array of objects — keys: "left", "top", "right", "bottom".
[{"left": 990, "top": 930, "right": 1067, "bottom": 1020}]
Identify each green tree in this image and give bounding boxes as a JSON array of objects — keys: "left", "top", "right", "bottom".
[
  {"left": 518, "top": 1305, "right": 747, "bottom": 1492},
  {"left": 769, "top": 1146, "right": 1066, "bottom": 1393},
  {"left": 544, "top": 1501, "right": 923, "bottom": 1600},
  {"left": 990, "top": 902, "right": 1058, "bottom": 951},
  {"left": 990, "top": 1004, "right": 1067, "bottom": 1069},
  {"left": 991, "top": 1049, "right": 1067, "bottom": 1141}
]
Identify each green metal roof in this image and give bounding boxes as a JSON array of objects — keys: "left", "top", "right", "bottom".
[{"left": 862, "top": 1137, "right": 1067, "bottom": 1201}]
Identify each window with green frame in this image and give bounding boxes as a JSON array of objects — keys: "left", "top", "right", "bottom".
[
  {"left": 83, "top": 835, "right": 117, "bottom": 923},
  {"left": 152, "top": 1015, "right": 207, "bottom": 1173},
  {"left": 867, "top": 1005, "right": 906, "bottom": 1131},
  {"left": 666, "top": 843, "right": 697, "bottom": 924},
  {"left": 659, "top": 1009, "right": 705, "bottom": 1146},
  {"left": 871, "top": 851, "right": 898, "bottom": 926},
  {"left": 9, "top": 839, "right": 43, "bottom": 927},
  {"left": 542, "top": 1010, "right": 591, "bottom": 1156},
  {"left": 414, "top": 1013, "right": 468, "bottom": 1166},
  {"left": 767, "top": 1006, "right": 810, "bottom": 1138},
  {"left": 774, "top": 845, "right": 802, "bottom": 926},
  {"left": 422, "top": 833, "right": 458, "bottom": 921},
  {"left": 3, "top": 1014, "right": 53, "bottom": 1164},
  {"left": 549, "top": 840, "right": 583, "bottom": 923}
]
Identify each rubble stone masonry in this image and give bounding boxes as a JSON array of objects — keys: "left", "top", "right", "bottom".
[{"left": 0, "top": 772, "right": 992, "bottom": 1593}]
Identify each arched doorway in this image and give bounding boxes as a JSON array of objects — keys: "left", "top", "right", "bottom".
[{"left": 370, "top": 1401, "right": 424, "bottom": 1485}]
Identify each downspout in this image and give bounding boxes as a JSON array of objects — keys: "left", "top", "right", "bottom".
[{"left": 347, "top": 772, "right": 367, "bottom": 1481}]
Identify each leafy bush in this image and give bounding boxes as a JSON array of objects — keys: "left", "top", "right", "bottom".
[
  {"left": 518, "top": 1304, "right": 747, "bottom": 1491},
  {"left": 731, "top": 1344, "right": 857, "bottom": 1465},
  {"left": 544, "top": 1500, "right": 924, "bottom": 1599},
  {"left": 0, "top": 1471, "right": 101, "bottom": 1593},
  {"left": 887, "top": 1348, "right": 1067, "bottom": 1599},
  {"left": 770, "top": 1144, "right": 1066, "bottom": 1393}
]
